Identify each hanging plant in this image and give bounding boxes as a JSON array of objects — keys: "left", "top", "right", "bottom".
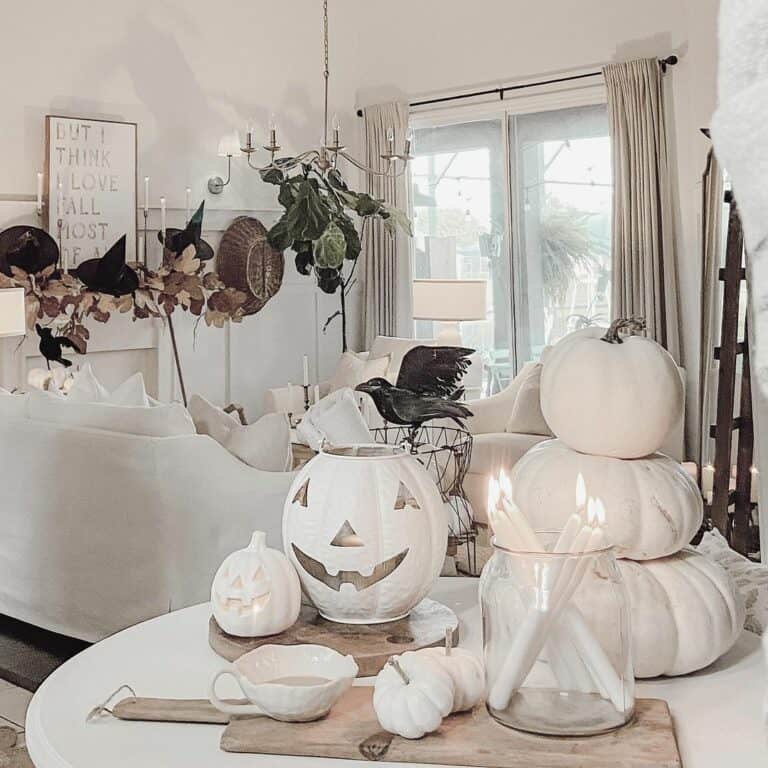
[{"left": 262, "top": 163, "right": 412, "bottom": 351}]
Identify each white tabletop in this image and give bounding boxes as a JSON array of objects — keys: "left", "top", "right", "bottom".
[{"left": 26, "top": 578, "right": 767, "bottom": 768}]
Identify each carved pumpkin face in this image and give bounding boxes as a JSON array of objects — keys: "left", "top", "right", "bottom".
[
  {"left": 211, "top": 531, "right": 301, "bottom": 638},
  {"left": 283, "top": 445, "right": 447, "bottom": 624}
]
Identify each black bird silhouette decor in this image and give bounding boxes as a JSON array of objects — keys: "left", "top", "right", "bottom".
[
  {"left": 356, "top": 345, "right": 474, "bottom": 449},
  {"left": 36, "top": 324, "right": 81, "bottom": 369}
]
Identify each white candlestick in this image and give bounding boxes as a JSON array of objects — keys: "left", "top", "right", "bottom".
[
  {"left": 751, "top": 466, "right": 759, "bottom": 504},
  {"left": 185, "top": 188, "right": 191, "bottom": 224},
  {"left": 702, "top": 464, "right": 715, "bottom": 496},
  {"left": 160, "top": 197, "right": 167, "bottom": 245},
  {"left": 143, "top": 177, "right": 150, "bottom": 214},
  {"left": 36, "top": 173, "right": 43, "bottom": 214},
  {"left": 313, "top": 384, "right": 320, "bottom": 404},
  {"left": 302, "top": 355, "right": 309, "bottom": 387},
  {"left": 56, "top": 181, "right": 63, "bottom": 217}
]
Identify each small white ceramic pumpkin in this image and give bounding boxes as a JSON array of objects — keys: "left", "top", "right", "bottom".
[
  {"left": 541, "top": 319, "right": 683, "bottom": 459},
  {"left": 575, "top": 548, "right": 745, "bottom": 677},
  {"left": 510, "top": 439, "right": 703, "bottom": 560},
  {"left": 283, "top": 445, "right": 447, "bottom": 624},
  {"left": 211, "top": 531, "right": 301, "bottom": 638},
  {"left": 373, "top": 653, "right": 455, "bottom": 739},
  {"left": 419, "top": 645, "right": 484, "bottom": 712}
]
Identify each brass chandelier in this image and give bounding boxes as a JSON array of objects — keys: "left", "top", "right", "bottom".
[{"left": 208, "top": 0, "right": 411, "bottom": 194}]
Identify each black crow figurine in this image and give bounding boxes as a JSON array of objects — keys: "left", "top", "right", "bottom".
[
  {"left": 36, "top": 324, "right": 81, "bottom": 369},
  {"left": 356, "top": 345, "right": 474, "bottom": 449}
]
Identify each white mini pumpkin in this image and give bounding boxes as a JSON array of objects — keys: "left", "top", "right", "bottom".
[
  {"left": 541, "top": 319, "right": 683, "bottom": 459},
  {"left": 575, "top": 548, "right": 745, "bottom": 677},
  {"left": 211, "top": 531, "right": 301, "bottom": 638},
  {"left": 373, "top": 653, "right": 455, "bottom": 739},
  {"left": 419, "top": 646, "right": 484, "bottom": 712},
  {"left": 510, "top": 439, "right": 703, "bottom": 560},
  {"left": 283, "top": 445, "right": 447, "bottom": 624}
]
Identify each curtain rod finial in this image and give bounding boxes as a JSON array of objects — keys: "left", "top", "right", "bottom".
[
  {"left": 356, "top": 108, "right": 363, "bottom": 118},
  {"left": 660, "top": 55, "right": 679, "bottom": 72}
]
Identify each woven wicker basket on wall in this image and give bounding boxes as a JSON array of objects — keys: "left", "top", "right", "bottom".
[{"left": 217, "top": 216, "right": 284, "bottom": 315}]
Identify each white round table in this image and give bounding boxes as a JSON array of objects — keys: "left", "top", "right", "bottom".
[{"left": 26, "top": 578, "right": 767, "bottom": 767}]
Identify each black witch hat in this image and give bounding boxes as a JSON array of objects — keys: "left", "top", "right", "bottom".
[
  {"left": 0, "top": 226, "right": 59, "bottom": 276},
  {"left": 75, "top": 235, "right": 139, "bottom": 296},
  {"left": 157, "top": 200, "right": 213, "bottom": 261}
]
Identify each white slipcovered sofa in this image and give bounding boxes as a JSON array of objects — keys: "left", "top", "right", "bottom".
[{"left": 0, "top": 396, "right": 294, "bottom": 641}]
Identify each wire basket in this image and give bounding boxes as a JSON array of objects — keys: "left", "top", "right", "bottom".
[{"left": 372, "top": 424, "right": 477, "bottom": 573}]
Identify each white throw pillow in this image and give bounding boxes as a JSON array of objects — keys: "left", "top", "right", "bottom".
[
  {"left": 66, "top": 364, "right": 110, "bottom": 403},
  {"left": 505, "top": 363, "right": 553, "bottom": 436},
  {"left": 188, "top": 394, "right": 240, "bottom": 443},
  {"left": 189, "top": 394, "right": 291, "bottom": 472},
  {"left": 107, "top": 372, "right": 150, "bottom": 407},
  {"left": 296, "top": 388, "right": 372, "bottom": 450},
  {"left": 25, "top": 389, "right": 195, "bottom": 438},
  {"left": 328, "top": 352, "right": 390, "bottom": 392}
]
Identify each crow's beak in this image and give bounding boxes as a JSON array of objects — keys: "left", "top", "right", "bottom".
[{"left": 355, "top": 382, "right": 373, "bottom": 394}]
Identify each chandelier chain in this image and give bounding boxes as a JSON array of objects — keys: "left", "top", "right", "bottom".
[{"left": 322, "top": 0, "right": 329, "bottom": 146}]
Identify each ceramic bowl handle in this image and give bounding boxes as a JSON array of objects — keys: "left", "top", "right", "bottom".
[{"left": 209, "top": 669, "right": 266, "bottom": 716}]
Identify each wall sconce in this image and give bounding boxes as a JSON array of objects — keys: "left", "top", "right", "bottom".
[{"left": 208, "top": 131, "right": 241, "bottom": 194}]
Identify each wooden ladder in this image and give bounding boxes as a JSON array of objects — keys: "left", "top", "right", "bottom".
[{"left": 707, "top": 193, "right": 756, "bottom": 555}]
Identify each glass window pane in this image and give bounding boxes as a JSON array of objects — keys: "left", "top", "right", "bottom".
[
  {"left": 511, "top": 104, "right": 612, "bottom": 363},
  {"left": 410, "top": 120, "right": 511, "bottom": 397}
]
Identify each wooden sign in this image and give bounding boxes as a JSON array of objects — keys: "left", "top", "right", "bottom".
[{"left": 45, "top": 115, "right": 137, "bottom": 268}]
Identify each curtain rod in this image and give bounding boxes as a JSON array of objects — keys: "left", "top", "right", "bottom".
[{"left": 355, "top": 55, "right": 678, "bottom": 117}]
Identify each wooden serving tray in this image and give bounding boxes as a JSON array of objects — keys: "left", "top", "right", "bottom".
[
  {"left": 209, "top": 598, "right": 459, "bottom": 677},
  {"left": 221, "top": 687, "right": 681, "bottom": 767}
]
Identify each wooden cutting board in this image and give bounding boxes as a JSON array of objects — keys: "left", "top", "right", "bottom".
[
  {"left": 221, "top": 687, "right": 681, "bottom": 767},
  {"left": 209, "top": 599, "right": 459, "bottom": 677}
]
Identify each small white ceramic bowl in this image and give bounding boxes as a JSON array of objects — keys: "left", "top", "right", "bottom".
[{"left": 209, "top": 644, "right": 358, "bottom": 722}]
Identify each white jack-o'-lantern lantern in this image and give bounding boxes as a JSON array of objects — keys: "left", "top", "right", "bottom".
[
  {"left": 211, "top": 531, "right": 301, "bottom": 637},
  {"left": 283, "top": 445, "right": 447, "bottom": 624}
]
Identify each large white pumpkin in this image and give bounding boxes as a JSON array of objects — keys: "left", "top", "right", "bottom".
[
  {"left": 576, "top": 548, "right": 745, "bottom": 677},
  {"left": 211, "top": 531, "right": 301, "bottom": 638},
  {"left": 510, "top": 439, "right": 703, "bottom": 560},
  {"left": 541, "top": 319, "right": 683, "bottom": 458},
  {"left": 283, "top": 445, "right": 447, "bottom": 624}
]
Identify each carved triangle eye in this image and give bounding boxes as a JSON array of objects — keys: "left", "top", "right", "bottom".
[
  {"left": 293, "top": 479, "right": 309, "bottom": 507},
  {"left": 331, "top": 520, "right": 364, "bottom": 547},
  {"left": 394, "top": 482, "right": 420, "bottom": 510}
]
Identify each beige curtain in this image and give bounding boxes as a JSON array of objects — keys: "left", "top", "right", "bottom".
[
  {"left": 361, "top": 101, "right": 411, "bottom": 347},
  {"left": 603, "top": 58, "right": 681, "bottom": 361},
  {"left": 698, "top": 149, "right": 724, "bottom": 468}
]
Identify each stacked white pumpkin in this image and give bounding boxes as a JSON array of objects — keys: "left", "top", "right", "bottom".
[{"left": 511, "top": 319, "right": 745, "bottom": 677}]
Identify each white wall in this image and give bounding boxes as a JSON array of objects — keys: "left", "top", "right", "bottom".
[{"left": 1, "top": 0, "right": 720, "bottom": 441}]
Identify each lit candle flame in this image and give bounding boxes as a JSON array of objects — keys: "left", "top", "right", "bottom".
[
  {"left": 586, "top": 497, "right": 606, "bottom": 527},
  {"left": 576, "top": 473, "right": 586, "bottom": 511}
]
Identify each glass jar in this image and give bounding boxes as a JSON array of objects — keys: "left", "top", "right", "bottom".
[{"left": 480, "top": 534, "right": 634, "bottom": 736}]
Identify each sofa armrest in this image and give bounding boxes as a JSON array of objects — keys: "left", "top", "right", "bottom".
[
  {"left": 264, "top": 382, "right": 332, "bottom": 415},
  {"left": 462, "top": 362, "right": 537, "bottom": 435}
]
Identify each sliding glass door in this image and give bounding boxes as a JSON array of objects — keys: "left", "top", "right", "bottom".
[
  {"left": 409, "top": 100, "right": 611, "bottom": 396},
  {"left": 510, "top": 104, "right": 611, "bottom": 364}
]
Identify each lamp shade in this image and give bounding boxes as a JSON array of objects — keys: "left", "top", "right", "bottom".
[
  {"left": 412, "top": 279, "right": 487, "bottom": 322},
  {"left": 0, "top": 288, "right": 26, "bottom": 338},
  {"left": 218, "top": 131, "right": 242, "bottom": 157}
]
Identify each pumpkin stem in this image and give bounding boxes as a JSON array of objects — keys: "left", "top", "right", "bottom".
[
  {"left": 601, "top": 316, "right": 646, "bottom": 344},
  {"left": 388, "top": 658, "right": 411, "bottom": 685}
]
